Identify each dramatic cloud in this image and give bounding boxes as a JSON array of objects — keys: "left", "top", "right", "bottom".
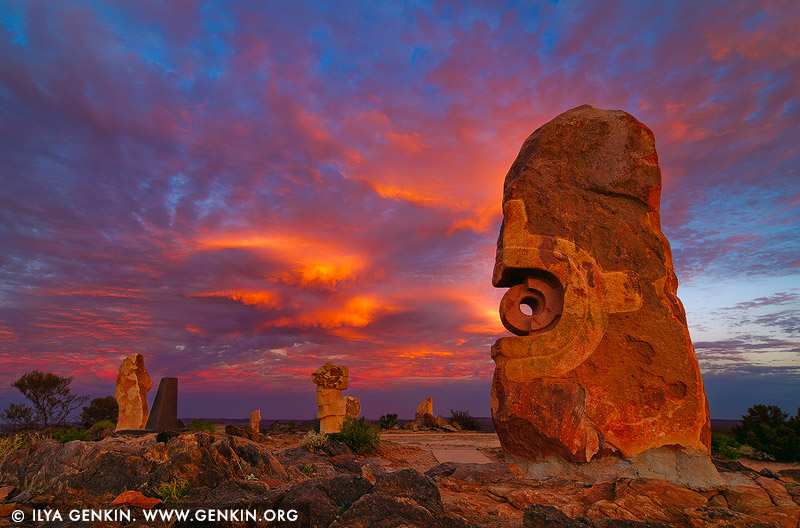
[{"left": 1, "top": 1, "right": 798, "bottom": 419}]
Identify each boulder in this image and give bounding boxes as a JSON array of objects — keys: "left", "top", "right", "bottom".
[
  {"left": 491, "top": 105, "right": 714, "bottom": 486},
  {"left": 115, "top": 353, "right": 152, "bottom": 430},
  {"left": 111, "top": 490, "right": 160, "bottom": 508}
]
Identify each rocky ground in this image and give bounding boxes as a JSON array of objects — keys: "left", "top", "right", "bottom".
[{"left": 0, "top": 427, "right": 798, "bottom": 527}]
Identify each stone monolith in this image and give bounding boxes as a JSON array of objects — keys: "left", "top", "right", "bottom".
[
  {"left": 145, "top": 377, "right": 184, "bottom": 430},
  {"left": 311, "top": 362, "right": 350, "bottom": 434},
  {"left": 114, "top": 353, "right": 152, "bottom": 431},
  {"left": 491, "top": 105, "right": 719, "bottom": 488},
  {"left": 249, "top": 409, "right": 261, "bottom": 432}
]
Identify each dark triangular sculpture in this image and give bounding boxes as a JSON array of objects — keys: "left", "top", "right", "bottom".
[{"left": 145, "top": 377, "right": 184, "bottom": 430}]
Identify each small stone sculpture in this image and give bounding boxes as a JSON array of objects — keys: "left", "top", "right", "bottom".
[{"left": 311, "top": 362, "right": 350, "bottom": 434}]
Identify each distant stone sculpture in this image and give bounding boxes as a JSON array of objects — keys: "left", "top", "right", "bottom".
[
  {"left": 345, "top": 396, "right": 361, "bottom": 419},
  {"left": 310, "top": 362, "right": 350, "bottom": 434},
  {"left": 415, "top": 398, "right": 433, "bottom": 420},
  {"left": 249, "top": 409, "right": 261, "bottom": 432},
  {"left": 491, "top": 105, "right": 719, "bottom": 487},
  {"left": 115, "top": 353, "right": 152, "bottom": 431},
  {"left": 145, "top": 378, "right": 184, "bottom": 430}
]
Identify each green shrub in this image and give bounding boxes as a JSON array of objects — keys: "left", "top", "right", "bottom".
[
  {"left": 187, "top": 419, "right": 217, "bottom": 432},
  {"left": 710, "top": 433, "right": 742, "bottom": 459},
  {"left": 378, "top": 413, "right": 398, "bottom": 430},
  {"left": 450, "top": 409, "right": 479, "bottom": 431},
  {"left": 158, "top": 478, "right": 191, "bottom": 503},
  {"left": 58, "top": 427, "right": 89, "bottom": 443},
  {"left": 300, "top": 430, "right": 327, "bottom": 453},
  {"left": 733, "top": 404, "right": 800, "bottom": 462},
  {"left": 339, "top": 417, "right": 381, "bottom": 455}
]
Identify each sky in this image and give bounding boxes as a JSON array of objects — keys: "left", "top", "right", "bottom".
[{"left": 0, "top": 1, "right": 798, "bottom": 421}]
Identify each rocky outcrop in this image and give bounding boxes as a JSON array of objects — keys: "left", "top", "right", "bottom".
[
  {"left": 491, "top": 105, "right": 714, "bottom": 486},
  {"left": 114, "top": 353, "right": 152, "bottom": 430}
]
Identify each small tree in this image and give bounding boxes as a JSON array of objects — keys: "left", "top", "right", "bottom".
[
  {"left": 1, "top": 402, "right": 37, "bottom": 432},
  {"left": 80, "top": 396, "right": 119, "bottom": 427},
  {"left": 734, "top": 404, "right": 800, "bottom": 462},
  {"left": 6, "top": 371, "right": 88, "bottom": 428}
]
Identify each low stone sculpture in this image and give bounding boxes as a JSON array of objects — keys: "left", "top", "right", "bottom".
[
  {"left": 114, "top": 353, "right": 152, "bottom": 431},
  {"left": 310, "top": 362, "right": 350, "bottom": 434},
  {"left": 345, "top": 396, "right": 361, "bottom": 419},
  {"left": 491, "top": 105, "right": 719, "bottom": 487},
  {"left": 145, "top": 377, "right": 184, "bottom": 430}
]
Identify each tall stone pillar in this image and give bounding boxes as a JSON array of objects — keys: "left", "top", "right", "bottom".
[{"left": 491, "top": 105, "right": 720, "bottom": 488}]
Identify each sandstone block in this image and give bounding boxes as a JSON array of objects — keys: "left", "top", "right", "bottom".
[
  {"left": 491, "top": 105, "right": 714, "bottom": 485},
  {"left": 114, "top": 353, "right": 152, "bottom": 431}
]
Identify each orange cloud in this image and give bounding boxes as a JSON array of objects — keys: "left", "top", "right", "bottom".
[{"left": 191, "top": 290, "right": 280, "bottom": 309}]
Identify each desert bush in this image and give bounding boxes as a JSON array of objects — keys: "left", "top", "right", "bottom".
[
  {"left": 80, "top": 396, "right": 118, "bottom": 427},
  {"left": 710, "top": 433, "right": 742, "bottom": 459},
  {"left": 188, "top": 419, "right": 217, "bottom": 432},
  {"left": 86, "top": 419, "right": 115, "bottom": 441},
  {"left": 734, "top": 404, "right": 800, "bottom": 462},
  {"left": 450, "top": 409, "right": 479, "bottom": 431},
  {"left": 378, "top": 413, "right": 398, "bottom": 429},
  {"left": 159, "top": 478, "right": 191, "bottom": 503},
  {"left": 58, "top": 427, "right": 89, "bottom": 443},
  {"left": 339, "top": 416, "right": 380, "bottom": 454},
  {"left": 0, "top": 431, "right": 48, "bottom": 456},
  {"left": 2, "top": 371, "right": 88, "bottom": 430},
  {"left": 300, "top": 430, "right": 328, "bottom": 453}
]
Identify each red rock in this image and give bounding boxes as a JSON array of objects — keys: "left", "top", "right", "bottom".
[
  {"left": 755, "top": 475, "right": 797, "bottom": 507},
  {"left": 111, "top": 490, "right": 160, "bottom": 508},
  {"left": 610, "top": 479, "right": 707, "bottom": 525},
  {"left": 0, "top": 486, "right": 12, "bottom": 502},
  {"left": 114, "top": 353, "right": 152, "bottom": 430},
  {"left": 491, "top": 106, "right": 712, "bottom": 477}
]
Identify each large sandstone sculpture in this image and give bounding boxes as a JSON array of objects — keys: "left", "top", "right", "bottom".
[
  {"left": 491, "top": 105, "right": 718, "bottom": 487},
  {"left": 114, "top": 353, "right": 152, "bottom": 431},
  {"left": 311, "top": 362, "right": 352, "bottom": 434}
]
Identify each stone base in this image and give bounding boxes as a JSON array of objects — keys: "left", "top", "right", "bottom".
[{"left": 505, "top": 446, "right": 724, "bottom": 490}]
